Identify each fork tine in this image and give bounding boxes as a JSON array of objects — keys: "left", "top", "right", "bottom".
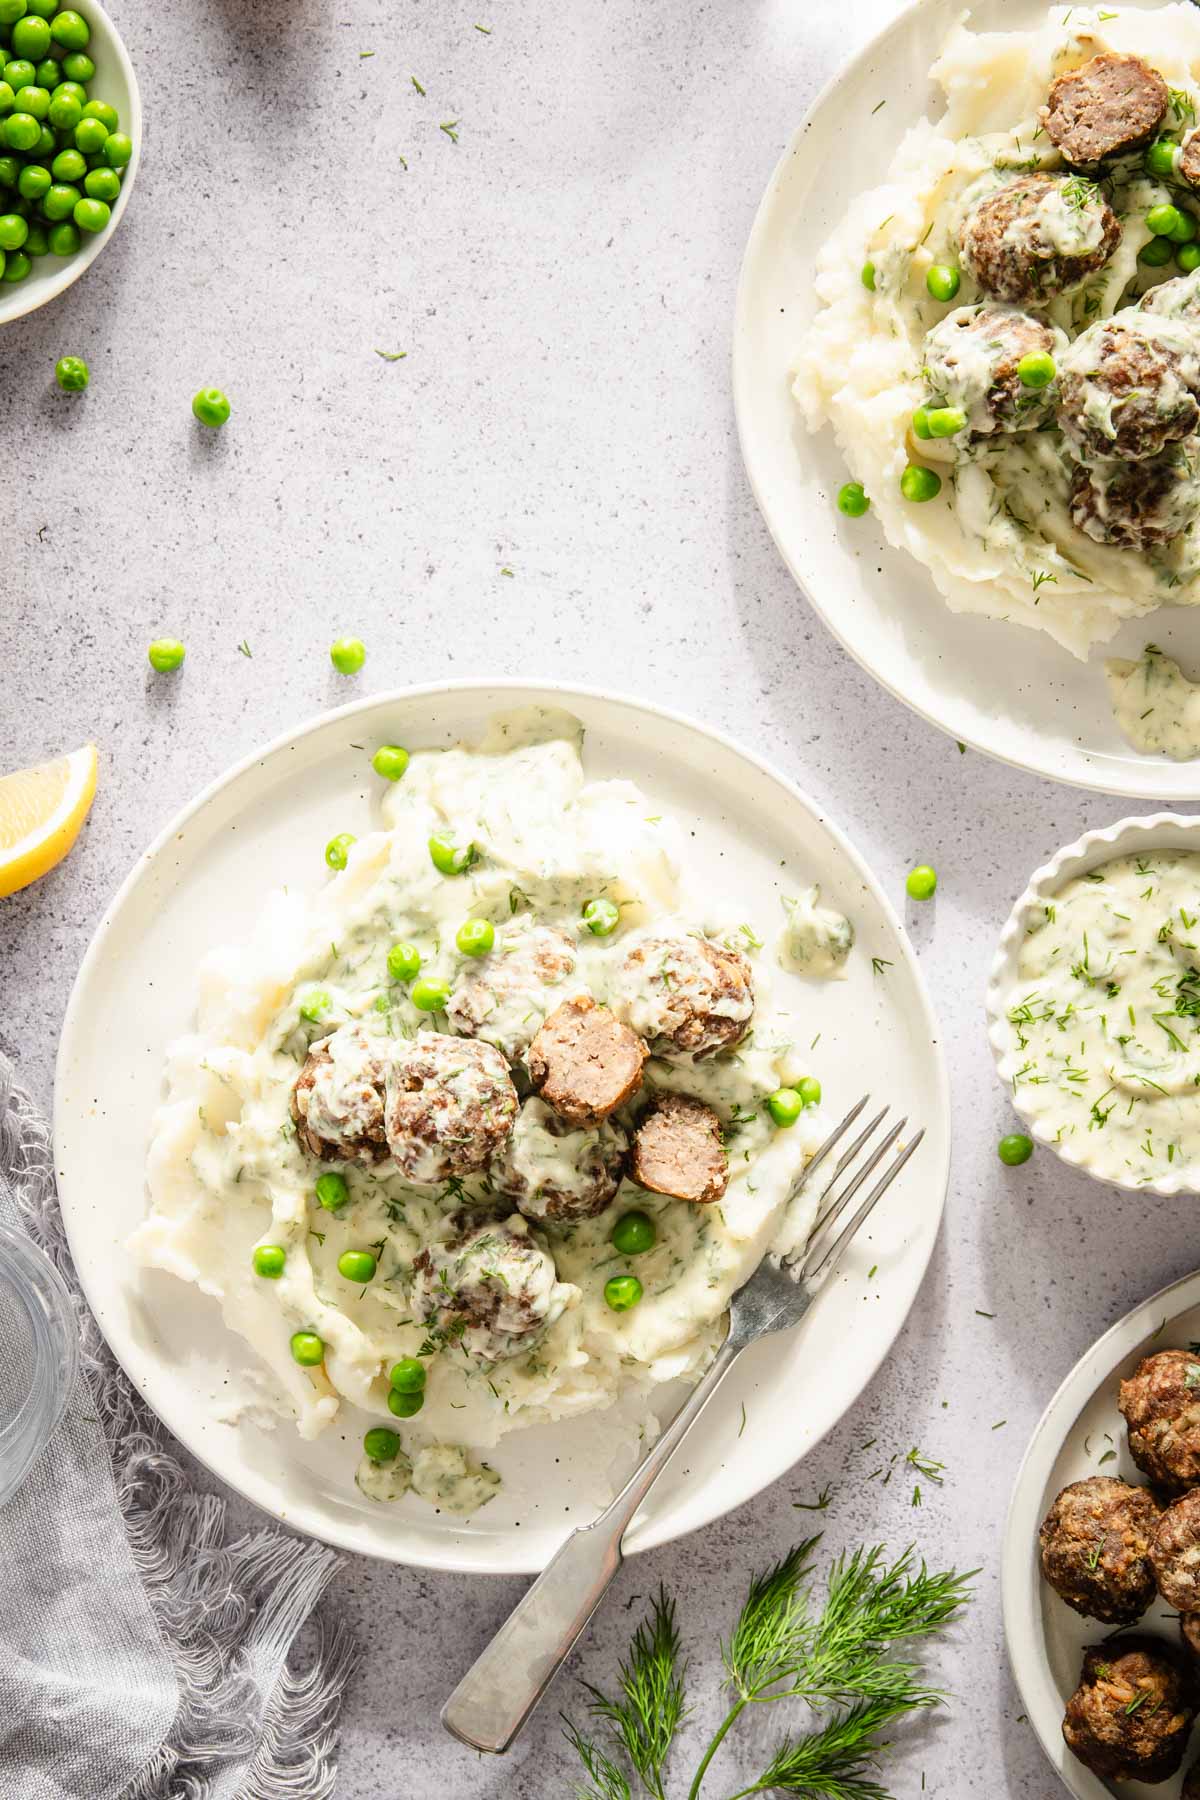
[
  {"left": 790, "top": 1094, "right": 871, "bottom": 1192},
  {"left": 805, "top": 1114, "right": 906, "bottom": 1255},
  {"left": 806, "top": 1104, "right": 891, "bottom": 1235},
  {"left": 803, "top": 1127, "right": 925, "bottom": 1289}
]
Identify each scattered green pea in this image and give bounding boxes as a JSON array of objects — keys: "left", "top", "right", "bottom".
[
  {"left": 364, "top": 1426, "right": 401, "bottom": 1462},
  {"left": 925, "top": 263, "right": 960, "bottom": 302},
  {"left": 766, "top": 1087, "right": 803, "bottom": 1127},
  {"left": 325, "top": 832, "right": 356, "bottom": 870},
  {"left": 1016, "top": 350, "right": 1056, "bottom": 389},
  {"left": 610, "top": 1210, "right": 656, "bottom": 1255},
  {"left": 1180, "top": 242, "right": 1200, "bottom": 274},
  {"left": 387, "top": 1387, "right": 424, "bottom": 1418},
  {"left": 428, "top": 832, "right": 477, "bottom": 876},
  {"left": 329, "top": 635, "right": 365, "bottom": 673},
  {"left": 925, "top": 406, "right": 967, "bottom": 438},
  {"left": 252, "top": 1244, "right": 286, "bottom": 1279},
  {"left": 290, "top": 1330, "right": 324, "bottom": 1367},
  {"left": 386, "top": 941, "right": 421, "bottom": 982},
  {"left": 54, "top": 353, "right": 87, "bottom": 391},
  {"left": 582, "top": 896, "right": 620, "bottom": 935},
  {"left": 389, "top": 1357, "right": 426, "bottom": 1393},
  {"left": 836, "top": 480, "right": 870, "bottom": 517},
  {"left": 315, "top": 1171, "right": 349, "bottom": 1211},
  {"left": 192, "top": 386, "right": 230, "bottom": 428},
  {"left": 900, "top": 464, "right": 942, "bottom": 503},
  {"left": 1147, "top": 202, "right": 1185, "bottom": 238},
  {"left": 147, "top": 638, "right": 185, "bottom": 672},
  {"left": 906, "top": 863, "right": 937, "bottom": 900},
  {"left": 911, "top": 407, "right": 934, "bottom": 441},
  {"left": 1139, "top": 236, "right": 1174, "bottom": 267},
  {"left": 860, "top": 260, "right": 876, "bottom": 290},
  {"left": 337, "top": 1249, "right": 377, "bottom": 1283},
  {"left": 998, "top": 1133, "right": 1033, "bottom": 1166},
  {"left": 372, "top": 743, "right": 409, "bottom": 781},
  {"left": 457, "top": 917, "right": 495, "bottom": 957},
  {"left": 298, "top": 988, "right": 329, "bottom": 1022},
  {"left": 797, "top": 1075, "right": 822, "bottom": 1108},
  {"left": 1146, "top": 137, "right": 1179, "bottom": 178},
  {"left": 411, "top": 975, "right": 450, "bottom": 1012},
  {"left": 604, "top": 1275, "right": 643, "bottom": 1313}
]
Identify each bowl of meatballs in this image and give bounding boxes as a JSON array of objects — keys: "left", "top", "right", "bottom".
[{"left": 1006, "top": 1269, "right": 1200, "bottom": 1796}]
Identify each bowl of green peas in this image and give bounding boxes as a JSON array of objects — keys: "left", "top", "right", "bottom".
[{"left": 0, "top": 0, "right": 140, "bottom": 326}]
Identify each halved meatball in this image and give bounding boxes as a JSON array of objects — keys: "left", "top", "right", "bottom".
[
  {"left": 630, "top": 1092, "right": 728, "bottom": 1205},
  {"left": 613, "top": 934, "right": 753, "bottom": 1060},
  {"left": 1041, "top": 53, "right": 1168, "bottom": 166},
  {"left": 384, "top": 1030, "right": 517, "bottom": 1184},
  {"left": 1063, "top": 1636, "right": 1195, "bottom": 1782},
  {"left": 1038, "top": 1477, "right": 1160, "bottom": 1625},
  {"left": 1120, "top": 1349, "right": 1200, "bottom": 1496},
  {"left": 1070, "top": 453, "right": 1200, "bottom": 550},
  {"left": 445, "top": 918, "right": 579, "bottom": 1060},
  {"left": 290, "top": 1023, "right": 391, "bottom": 1165},
  {"left": 1058, "top": 317, "right": 1200, "bottom": 463},
  {"left": 1153, "top": 1489, "right": 1200, "bottom": 1611},
  {"left": 526, "top": 994, "right": 647, "bottom": 1125},
  {"left": 1180, "top": 128, "right": 1200, "bottom": 189},
  {"left": 491, "top": 1096, "right": 628, "bottom": 1223},
  {"left": 922, "top": 304, "right": 1068, "bottom": 436},
  {"left": 412, "top": 1214, "right": 566, "bottom": 1361},
  {"left": 960, "top": 173, "right": 1121, "bottom": 304}
]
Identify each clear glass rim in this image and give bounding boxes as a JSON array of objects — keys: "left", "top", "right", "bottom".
[{"left": 0, "top": 1221, "right": 79, "bottom": 1507}]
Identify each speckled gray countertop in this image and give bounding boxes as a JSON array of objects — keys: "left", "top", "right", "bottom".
[{"left": 0, "top": 0, "right": 1188, "bottom": 1792}]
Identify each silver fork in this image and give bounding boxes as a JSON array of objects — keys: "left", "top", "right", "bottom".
[{"left": 440, "top": 1096, "right": 923, "bottom": 1755}]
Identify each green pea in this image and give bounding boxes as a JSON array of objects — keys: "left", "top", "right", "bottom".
[
  {"left": 582, "top": 896, "right": 620, "bottom": 935},
  {"left": 102, "top": 129, "right": 131, "bottom": 168},
  {"left": 1016, "top": 350, "right": 1056, "bottom": 389},
  {"left": 59, "top": 48, "right": 91, "bottom": 80},
  {"left": 147, "top": 637, "right": 185, "bottom": 671},
  {"left": 290, "top": 1330, "right": 324, "bottom": 1367},
  {"left": 411, "top": 975, "right": 450, "bottom": 1012},
  {"left": 997, "top": 1133, "right": 1033, "bottom": 1166},
  {"left": 1170, "top": 210, "right": 1199, "bottom": 244},
  {"left": 0, "top": 155, "right": 17, "bottom": 185},
  {"left": 906, "top": 863, "right": 937, "bottom": 900},
  {"left": 81, "top": 96, "right": 115, "bottom": 130},
  {"left": 298, "top": 987, "right": 329, "bottom": 1022},
  {"left": 192, "top": 386, "right": 230, "bottom": 428},
  {"left": 41, "top": 179, "right": 78, "bottom": 219},
  {"left": 925, "top": 406, "right": 966, "bottom": 438},
  {"left": 860, "top": 260, "right": 876, "bottom": 290},
  {"left": 329, "top": 635, "right": 365, "bottom": 673},
  {"left": 911, "top": 406, "right": 933, "bottom": 441},
  {"left": 14, "top": 79, "right": 46, "bottom": 114},
  {"left": 766, "top": 1086, "right": 804, "bottom": 1127},
  {"left": 50, "top": 131, "right": 84, "bottom": 168},
  {"left": 372, "top": 743, "right": 409, "bottom": 781},
  {"left": 16, "top": 159, "right": 47, "bottom": 197},
  {"left": 22, "top": 218, "right": 44, "bottom": 253},
  {"left": 1145, "top": 136, "right": 1179, "bottom": 178},
  {"left": 0, "top": 246, "right": 28, "bottom": 279},
  {"left": 337, "top": 1249, "right": 377, "bottom": 1283},
  {"left": 0, "top": 84, "right": 12, "bottom": 115},
  {"left": 604, "top": 1275, "right": 643, "bottom": 1313},
  {"left": 387, "top": 941, "right": 420, "bottom": 982},
  {"left": 1180, "top": 242, "right": 1200, "bottom": 274},
  {"left": 51, "top": 76, "right": 85, "bottom": 102},
  {"left": 33, "top": 57, "right": 58, "bottom": 86},
  {"left": 900, "top": 464, "right": 941, "bottom": 503},
  {"left": 428, "top": 832, "right": 477, "bottom": 876},
  {"left": 72, "top": 194, "right": 108, "bottom": 232},
  {"left": 4, "top": 110, "right": 40, "bottom": 149},
  {"left": 72, "top": 112, "right": 104, "bottom": 153},
  {"left": 54, "top": 353, "right": 87, "bottom": 390},
  {"left": 925, "top": 263, "right": 960, "bottom": 302},
  {"left": 389, "top": 1356, "right": 426, "bottom": 1392},
  {"left": 315, "top": 1171, "right": 349, "bottom": 1211},
  {"left": 324, "top": 832, "right": 356, "bottom": 870},
  {"left": 1147, "top": 202, "right": 1185, "bottom": 238},
  {"left": 28, "top": 0, "right": 61, "bottom": 16},
  {"left": 611, "top": 1210, "right": 656, "bottom": 1255},
  {"left": 252, "top": 1244, "right": 286, "bottom": 1279},
  {"left": 1139, "top": 235, "right": 1174, "bottom": 267},
  {"left": 46, "top": 217, "right": 77, "bottom": 252},
  {"left": 10, "top": 12, "right": 47, "bottom": 54},
  {"left": 364, "top": 1426, "right": 401, "bottom": 1462},
  {"left": 83, "top": 164, "right": 118, "bottom": 200},
  {"left": 3, "top": 59, "right": 35, "bottom": 91},
  {"left": 836, "top": 480, "right": 870, "bottom": 518},
  {"left": 457, "top": 917, "right": 494, "bottom": 957},
  {"left": 0, "top": 0, "right": 26, "bottom": 23},
  {"left": 50, "top": 11, "right": 90, "bottom": 51},
  {"left": 387, "top": 1387, "right": 424, "bottom": 1418},
  {"left": 34, "top": 121, "right": 53, "bottom": 155}
]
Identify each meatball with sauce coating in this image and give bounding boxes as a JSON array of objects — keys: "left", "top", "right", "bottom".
[
  {"left": 1120, "top": 1349, "right": 1200, "bottom": 1496},
  {"left": 959, "top": 172, "right": 1121, "bottom": 305},
  {"left": 1063, "top": 1636, "right": 1195, "bottom": 1782},
  {"left": 612, "top": 933, "right": 753, "bottom": 1060},
  {"left": 384, "top": 1030, "right": 518, "bottom": 1184},
  {"left": 630, "top": 1092, "right": 728, "bottom": 1205},
  {"left": 1058, "top": 317, "right": 1200, "bottom": 464},
  {"left": 1069, "top": 453, "right": 1200, "bottom": 551},
  {"left": 1038, "top": 1476, "right": 1160, "bottom": 1625},
  {"left": 921, "top": 304, "right": 1068, "bottom": 436},
  {"left": 291, "top": 1023, "right": 391, "bottom": 1166},
  {"left": 1152, "top": 1489, "right": 1200, "bottom": 1612},
  {"left": 1139, "top": 267, "right": 1200, "bottom": 325},
  {"left": 411, "top": 1214, "right": 570, "bottom": 1362},
  {"left": 445, "top": 917, "right": 579, "bottom": 1060},
  {"left": 527, "top": 994, "right": 647, "bottom": 1125},
  {"left": 491, "top": 1096, "right": 628, "bottom": 1223},
  {"left": 1040, "top": 52, "right": 1168, "bottom": 166}
]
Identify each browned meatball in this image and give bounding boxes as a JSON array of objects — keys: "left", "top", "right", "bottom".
[
  {"left": 490, "top": 1097, "right": 628, "bottom": 1223},
  {"left": 1038, "top": 1477, "right": 1160, "bottom": 1625},
  {"left": 1070, "top": 453, "right": 1200, "bottom": 550},
  {"left": 290, "top": 1023, "right": 391, "bottom": 1165},
  {"left": 1059, "top": 318, "right": 1200, "bottom": 463},
  {"left": 1153, "top": 1490, "right": 1200, "bottom": 1611},
  {"left": 412, "top": 1213, "right": 567, "bottom": 1361},
  {"left": 1120, "top": 1350, "right": 1200, "bottom": 1496},
  {"left": 1180, "top": 128, "right": 1200, "bottom": 188},
  {"left": 527, "top": 995, "right": 647, "bottom": 1125},
  {"left": 922, "top": 304, "right": 1067, "bottom": 436},
  {"left": 612, "top": 934, "right": 753, "bottom": 1060},
  {"left": 630, "top": 1093, "right": 728, "bottom": 1205},
  {"left": 1063, "top": 1636, "right": 1195, "bottom": 1782},
  {"left": 1140, "top": 268, "right": 1200, "bottom": 324},
  {"left": 445, "top": 920, "right": 578, "bottom": 1060},
  {"left": 384, "top": 1030, "right": 518, "bottom": 1184},
  {"left": 1041, "top": 53, "right": 1168, "bottom": 166},
  {"left": 960, "top": 173, "right": 1121, "bottom": 304}
]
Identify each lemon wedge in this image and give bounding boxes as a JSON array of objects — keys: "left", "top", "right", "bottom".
[{"left": 0, "top": 744, "right": 98, "bottom": 899}]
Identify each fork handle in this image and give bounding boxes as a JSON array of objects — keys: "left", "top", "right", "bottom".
[{"left": 440, "top": 1332, "right": 743, "bottom": 1754}]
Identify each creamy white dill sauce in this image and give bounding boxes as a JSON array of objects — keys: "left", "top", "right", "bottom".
[
  {"left": 777, "top": 889, "right": 854, "bottom": 979},
  {"left": 1006, "top": 851, "right": 1200, "bottom": 1185},
  {"left": 1107, "top": 646, "right": 1200, "bottom": 759},
  {"left": 134, "top": 710, "right": 826, "bottom": 1517}
]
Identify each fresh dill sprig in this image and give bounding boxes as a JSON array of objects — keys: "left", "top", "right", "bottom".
[
  {"left": 725, "top": 1539, "right": 822, "bottom": 1699},
  {"left": 731, "top": 1696, "right": 919, "bottom": 1799},
  {"left": 582, "top": 1588, "right": 688, "bottom": 1800},
  {"left": 563, "top": 1719, "right": 632, "bottom": 1800}
]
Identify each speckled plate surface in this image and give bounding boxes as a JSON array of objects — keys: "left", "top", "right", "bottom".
[
  {"left": 53, "top": 682, "right": 949, "bottom": 1573},
  {"left": 733, "top": 0, "right": 1200, "bottom": 799}
]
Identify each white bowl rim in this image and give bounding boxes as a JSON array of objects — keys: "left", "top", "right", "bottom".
[{"left": 985, "top": 812, "right": 1200, "bottom": 1197}]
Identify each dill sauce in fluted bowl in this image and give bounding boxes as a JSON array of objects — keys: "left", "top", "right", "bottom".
[{"left": 989, "top": 818, "right": 1200, "bottom": 1193}]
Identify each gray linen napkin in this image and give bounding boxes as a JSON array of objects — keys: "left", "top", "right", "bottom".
[{"left": 0, "top": 1053, "right": 358, "bottom": 1800}]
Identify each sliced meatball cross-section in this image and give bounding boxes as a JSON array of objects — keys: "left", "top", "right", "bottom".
[
  {"left": 613, "top": 933, "right": 754, "bottom": 1060},
  {"left": 1152, "top": 1488, "right": 1200, "bottom": 1612},
  {"left": 630, "top": 1092, "right": 728, "bottom": 1205},
  {"left": 385, "top": 1030, "right": 518, "bottom": 1184},
  {"left": 959, "top": 172, "right": 1121, "bottom": 305},
  {"left": 1063, "top": 1635, "right": 1195, "bottom": 1782},
  {"left": 411, "top": 1214, "right": 567, "bottom": 1362},
  {"left": 922, "top": 304, "right": 1068, "bottom": 436},
  {"left": 491, "top": 1096, "right": 628, "bottom": 1223},
  {"left": 1070, "top": 452, "right": 1200, "bottom": 551},
  {"left": 291, "top": 1022, "right": 391, "bottom": 1165},
  {"left": 1120, "top": 1349, "right": 1200, "bottom": 1496},
  {"left": 1040, "top": 52, "right": 1168, "bottom": 166},
  {"left": 1058, "top": 316, "right": 1200, "bottom": 464},
  {"left": 1039, "top": 1476, "right": 1160, "bottom": 1625},
  {"left": 526, "top": 994, "right": 647, "bottom": 1125},
  {"left": 445, "top": 919, "right": 579, "bottom": 1060}
]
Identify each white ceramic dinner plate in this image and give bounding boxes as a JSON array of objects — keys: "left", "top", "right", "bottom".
[
  {"left": 1004, "top": 1271, "right": 1200, "bottom": 1799},
  {"left": 734, "top": 0, "right": 1200, "bottom": 800},
  {"left": 54, "top": 683, "right": 950, "bottom": 1573}
]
